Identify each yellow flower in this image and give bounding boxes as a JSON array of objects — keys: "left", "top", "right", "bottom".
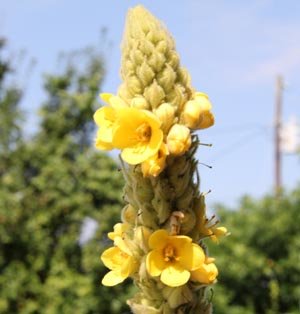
[
  {"left": 101, "top": 237, "right": 137, "bottom": 286},
  {"left": 112, "top": 107, "right": 163, "bottom": 165},
  {"left": 182, "top": 92, "right": 214, "bottom": 130},
  {"left": 141, "top": 142, "right": 168, "bottom": 177},
  {"left": 94, "top": 93, "right": 127, "bottom": 150},
  {"left": 94, "top": 93, "right": 164, "bottom": 165},
  {"left": 94, "top": 106, "right": 116, "bottom": 150},
  {"left": 107, "top": 223, "right": 130, "bottom": 241},
  {"left": 197, "top": 195, "right": 229, "bottom": 243},
  {"left": 210, "top": 226, "right": 228, "bottom": 243},
  {"left": 100, "top": 93, "right": 128, "bottom": 108},
  {"left": 146, "top": 229, "right": 205, "bottom": 287},
  {"left": 191, "top": 257, "right": 218, "bottom": 284},
  {"left": 167, "top": 124, "right": 191, "bottom": 156}
]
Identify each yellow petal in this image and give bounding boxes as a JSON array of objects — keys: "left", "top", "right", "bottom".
[
  {"left": 143, "top": 110, "right": 161, "bottom": 129},
  {"left": 100, "top": 93, "right": 113, "bottom": 103},
  {"left": 190, "top": 263, "right": 218, "bottom": 284},
  {"left": 93, "top": 106, "right": 115, "bottom": 126},
  {"left": 100, "top": 247, "right": 124, "bottom": 270},
  {"left": 178, "top": 243, "right": 205, "bottom": 271},
  {"left": 121, "top": 145, "right": 149, "bottom": 165},
  {"left": 109, "top": 95, "right": 128, "bottom": 108},
  {"left": 146, "top": 249, "right": 167, "bottom": 277},
  {"left": 112, "top": 108, "right": 163, "bottom": 163},
  {"left": 148, "top": 229, "right": 169, "bottom": 250},
  {"left": 160, "top": 264, "right": 190, "bottom": 287},
  {"left": 108, "top": 223, "right": 129, "bottom": 240},
  {"left": 114, "top": 237, "right": 132, "bottom": 256},
  {"left": 96, "top": 126, "right": 112, "bottom": 143},
  {"left": 199, "top": 111, "right": 214, "bottom": 129},
  {"left": 147, "top": 128, "right": 164, "bottom": 156},
  {"left": 194, "top": 92, "right": 209, "bottom": 99},
  {"left": 120, "top": 255, "right": 136, "bottom": 277},
  {"left": 95, "top": 137, "right": 114, "bottom": 150},
  {"left": 169, "top": 236, "right": 192, "bottom": 253},
  {"left": 102, "top": 270, "right": 125, "bottom": 286}
]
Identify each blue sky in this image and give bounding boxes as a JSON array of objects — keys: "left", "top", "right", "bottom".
[{"left": 1, "top": 0, "right": 300, "bottom": 208}]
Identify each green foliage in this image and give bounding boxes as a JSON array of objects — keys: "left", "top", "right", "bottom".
[
  {"left": 0, "top": 38, "right": 23, "bottom": 154},
  {"left": 0, "top": 39, "right": 132, "bottom": 313},
  {"left": 211, "top": 189, "right": 300, "bottom": 314}
]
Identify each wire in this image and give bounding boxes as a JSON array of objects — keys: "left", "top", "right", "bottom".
[{"left": 206, "top": 127, "right": 269, "bottom": 162}]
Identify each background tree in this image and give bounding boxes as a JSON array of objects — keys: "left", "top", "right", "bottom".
[
  {"left": 0, "top": 39, "right": 133, "bottom": 314},
  {"left": 211, "top": 187, "right": 300, "bottom": 314}
]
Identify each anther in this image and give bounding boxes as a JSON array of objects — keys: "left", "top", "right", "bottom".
[{"left": 199, "top": 162, "right": 212, "bottom": 169}]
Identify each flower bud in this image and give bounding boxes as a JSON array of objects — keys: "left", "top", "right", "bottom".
[
  {"left": 180, "top": 210, "right": 196, "bottom": 234},
  {"left": 121, "top": 204, "right": 137, "bottom": 225},
  {"left": 163, "top": 286, "right": 193, "bottom": 309},
  {"left": 131, "top": 96, "right": 150, "bottom": 110},
  {"left": 182, "top": 92, "right": 214, "bottom": 130},
  {"left": 154, "top": 103, "right": 176, "bottom": 133},
  {"left": 167, "top": 124, "right": 191, "bottom": 155}
]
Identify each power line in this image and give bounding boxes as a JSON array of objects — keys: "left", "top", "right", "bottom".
[{"left": 205, "top": 127, "right": 269, "bottom": 162}]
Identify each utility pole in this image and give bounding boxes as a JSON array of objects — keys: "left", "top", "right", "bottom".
[{"left": 274, "top": 75, "right": 284, "bottom": 196}]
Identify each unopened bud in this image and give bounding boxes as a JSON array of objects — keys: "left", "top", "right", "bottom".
[
  {"left": 167, "top": 124, "right": 191, "bottom": 155},
  {"left": 154, "top": 103, "right": 176, "bottom": 133},
  {"left": 182, "top": 92, "right": 214, "bottom": 129},
  {"left": 131, "top": 96, "right": 150, "bottom": 110},
  {"left": 121, "top": 204, "right": 137, "bottom": 225}
]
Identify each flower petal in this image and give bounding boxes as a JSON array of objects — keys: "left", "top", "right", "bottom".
[
  {"left": 114, "top": 236, "right": 132, "bottom": 256},
  {"left": 190, "top": 263, "right": 218, "bottom": 284},
  {"left": 178, "top": 243, "right": 205, "bottom": 271},
  {"left": 102, "top": 270, "right": 126, "bottom": 286},
  {"left": 94, "top": 107, "right": 115, "bottom": 126},
  {"left": 100, "top": 247, "right": 123, "bottom": 270},
  {"left": 108, "top": 223, "right": 129, "bottom": 240},
  {"left": 147, "top": 128, "right": 163, "bottom": 157},
  {"left": 120, "top": 255, "right": 136, "bottom": 277},
  {"left": 121, "top": 145, "right": 149, "bottom": 165},
  {"left": 112, "top": 108, "right": 163, "bottom": 163},
  {"left": 160, "top": 264, "right": 190, "bottom": 287},
  {"left": 146, "top": 249, "right": 167, "bottom": 277},
  {"left": 148, "top": 230, "right": 169, "bottom": 250},
  {"left": 109, "top": 95, "right": 128, "bottom": 108},
  {"left": 100, "top": 93, "right": 113, "bottom": 103},
  {"left": 95, "top": 137, "right": 114, "bottom": 150}
]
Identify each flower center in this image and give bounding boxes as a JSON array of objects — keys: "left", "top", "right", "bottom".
[
  {"left": 163, "top": 244, "right": 178, "bottom": 262},
  {"left": 136, "top": 123, "right": 152, "bottom": 142}
]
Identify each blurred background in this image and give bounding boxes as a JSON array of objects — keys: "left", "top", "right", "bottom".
[{"left": 0, "top": 1, "right": 299, "bottom": 313}]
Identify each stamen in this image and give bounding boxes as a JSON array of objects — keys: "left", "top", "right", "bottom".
[
  {"left": 163, "top": 244, "right": 177, "bottom": 262},
  {"left": 136, "top": 123, "right": 152, "bottom": 142}
]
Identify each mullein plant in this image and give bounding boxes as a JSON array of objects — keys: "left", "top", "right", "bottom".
[{"left": 94, "top": 6, "right": 228, "bottom": 314}]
